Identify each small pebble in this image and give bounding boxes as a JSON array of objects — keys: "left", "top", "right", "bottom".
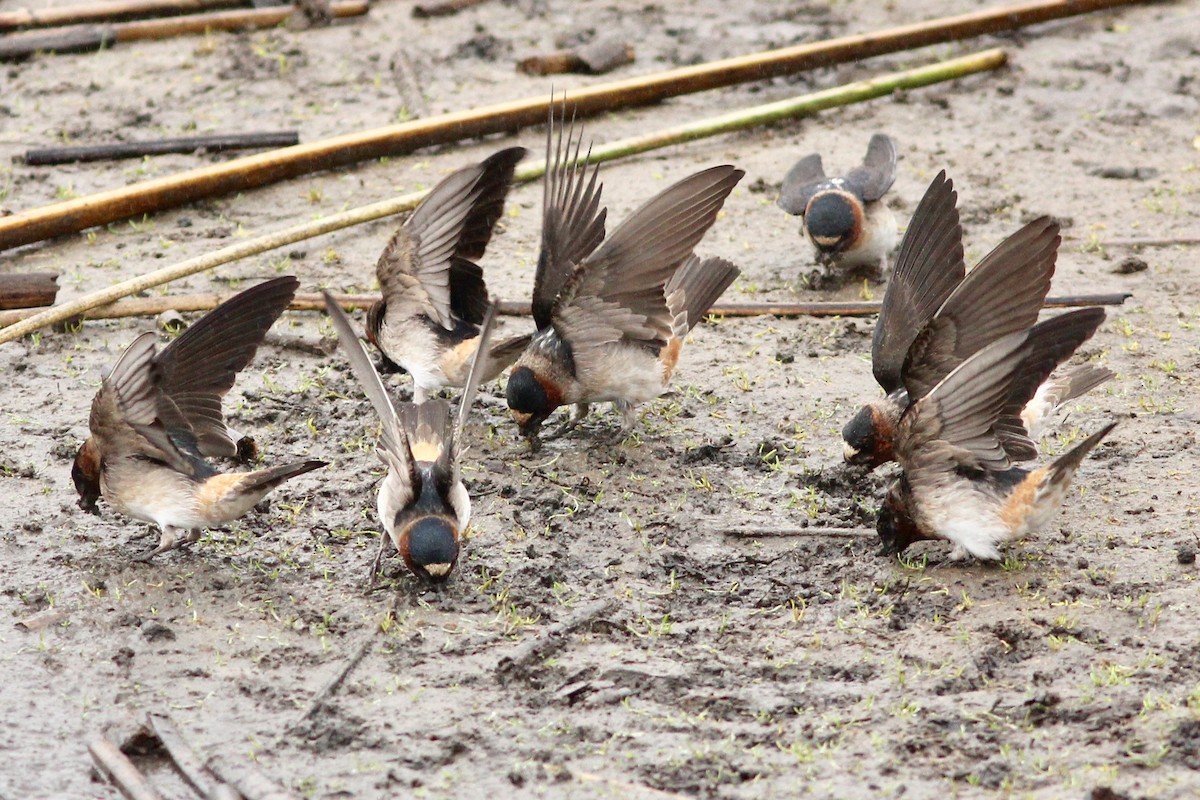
[
  {"left": 1075, "top": 557, "right": 1089, "bottom": 570},
  {"left": 1177, "top": 547, "right": 1195, "bottom": 565}
]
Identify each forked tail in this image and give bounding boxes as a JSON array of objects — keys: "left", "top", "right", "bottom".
[{"left": 666, "top": 255, "right": 740, "bottom": 338}]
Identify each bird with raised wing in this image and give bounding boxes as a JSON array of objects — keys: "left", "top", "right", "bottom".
[
  {"left": 366, "top": 146, "right": 531, "bottom": 402},
  {"left": 777, "top": 133, "right": 898, "bottom": 281},
  {"left": 842, "top": 172, "right": 1110, "bottom": 469},
  {"left": 326, "top": 291, "right": 494, "bottom": 583},
  {"left": 505, "top": 108, "right": 742, "bottom": 446},
  {"left": 876, "top": 308, "right": 1115, "bottom": 561},
  {"left": 72, "top": 277, "right": 327, "bottom": 560}
]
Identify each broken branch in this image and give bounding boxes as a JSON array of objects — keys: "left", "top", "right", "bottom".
[
  {"left": 1098, "top": 236, "right": 1200, "bottom": 248},
  {"left": 0, "top": 0, "right": 1149, "bottom": 249},
  {"left": 88, "top": 735, "right": 165, "bottom": 800},
  {"left": 718, "top": 526, "right": 875, "bottom": 538},
  {"left": 144, "top": 712, "right": 232, "bottom": 799},
  {"left": 205, "top": 756, "right": 299, "bottom": 800},
  {"left": 0, "top": 272, "right": 58, "bottom": 310},
  {"left": 518, "top": 38, "right": 635, "bottom": 76},
  {"left": 496, "top": 598, "right": 617, "bottom": 681}
]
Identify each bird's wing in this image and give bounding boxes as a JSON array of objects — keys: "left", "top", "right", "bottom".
[
  {"left": 532, "top": 103, "right": 608, "bottom": 331},
  {"left": 378, "top": 147, "right": 525, "bottom": 330},
  {"left": 322, "top": 292, "right": 417, "bottom": 511},
  {"left": 96, "top": 332, "right": 206, "bottom": 476},
  {"left": 154, "top": 276, "right": 297, "bottom": 457},
  {"left": 901, "top": 216, "right": 1060, "bottom": 401},
  {"left": 991, "top": 308, "right": 1107, "bottom": 461},
  {"left": 777, "top": 153, "right": 827, "bottom": 214},
  {"left": 897, "top": 331, "right": 1031, "bottom": 479},
  {"left": 843, "top": 133, "right": 898, "bottom": 202},
  {"left": 871, "top": 171, "right": 964, "bottom": 393},
  {"left": 554, "top": 165, "right": 744, "bottom": 352}
]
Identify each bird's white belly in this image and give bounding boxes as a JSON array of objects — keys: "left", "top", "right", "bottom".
[
  {"left": 918, "top": 482, "right": 1010, "bottom": 561},
  {"left": 840, "top": 204, "right": 897, "bottom": 268},
  {"left": 103, "top": 460, "right": 206, "bottom": 530},
  {"left": 572, "top": 345, "right": 667, "bottom": 405},
  {"left": 383, "top": 322, "right": 446, "bottom": 392}
]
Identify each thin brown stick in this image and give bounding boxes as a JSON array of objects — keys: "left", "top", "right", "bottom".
[
  {"left": 288, "top": 631, "right": 377, "bottom": 726},
  {"left": 205, "top": 756, "right": 299, "bottom": 800},
  {"left": 283, "top": 595, "right": 398, "bottom": 735},
  {"left": 145, "top": 712, "right": 235, "bottom": 799},
  {"left": 1098, "top": 236, "right": 1200, "bottom": 248},
  {"left": 23, "top": 132, "right": 301, "bottom": 166},
  {"left": 0, "top": 0, "right": 1148, "bottom": 251},
  {"left": 0, "top": 272, "right": 58, "bottom": 310},
  {"left": 0, "top": 291, "right": 1132, "bottom": 330},
  {"left": 411, "top": 0, "right": 491, "bottom": 17},
  {"left": 88, "top": 735, "right": 165, "bottom": 800},
  {"left": 718, "top": 526, "right": 874, "bottom": 538},
  {"left": 0, "top": 1, "right": 367, "bottom": 60},
  {"left": 496, "top": 598, "right": 617, "bottom": 680},
  {"left": 112, "top": 1, "right": 366, "bottom": 40},
  {"left": 0, "top": 0, "right": 243, "bottom": 32}
]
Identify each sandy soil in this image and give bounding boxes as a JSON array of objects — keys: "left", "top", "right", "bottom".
[{"left": 2, "top": 0, "right": 1199, "bottom": 797}]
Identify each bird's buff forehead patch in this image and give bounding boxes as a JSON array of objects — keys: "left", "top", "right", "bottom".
[{"left": 511, "top": 410, "right": 533, "bottom": 426}]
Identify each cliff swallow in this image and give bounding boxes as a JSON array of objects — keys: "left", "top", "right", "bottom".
[
  {"left": 505, "top": 110, "right": 742, "bottom": 445},
  {"left": 842, "top": 172, "right": 1103, "bottom": 469},
  {"left": 325, "top": 291, "right": 492, "bottom": 583},
  {"left": 72, "top": 277, "right": 327, "bottom": 560},
  {"left": 777, "top": 133, "right": 898, "bottom": 280},
  {"left": 365, "top": 146, "right": 532, "bottom": 402},
  {"left": 876, "top": 308, "right": 1115, "bottom": 561}
]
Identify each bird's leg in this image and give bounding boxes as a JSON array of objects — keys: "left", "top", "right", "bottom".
[
  {"left": 413, "top": 384, "right": 429, "bottom": 405},
  {"left": 133, "top": 526, "right": 183, "bottom": 562},
  {"left": 366, "top": 533, "right": 393, "bottom": 587},
  {"left": 544, "top": 403, "right": 590, "bottom": 440},
  {"left": 616, "top": 401, "right": 639, "bottom": 438}
]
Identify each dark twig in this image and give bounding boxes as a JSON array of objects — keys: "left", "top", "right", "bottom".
[
  {"left": 22, "top": 132, "right": 301, "bottom": 165},
  {"left": 0, "top": 272, "right": 58, "bottom": 310},
  {"left": 87, "top": 735, "right": 165, "bottom": 800},
  {"left": 496, "top": 598, "right": 617, "bottom": 680},
  {"left": 145, "top": 712, "right": 240, "bottom": 799},
  {"left": 284, "top": 595, "right": 399, "bottom": 733},
  {"left": 718, "top": 526, "right": 874, "bottom": 538},
  {"left": 411, "top": 0, "right": 491, "bottom": 17}
]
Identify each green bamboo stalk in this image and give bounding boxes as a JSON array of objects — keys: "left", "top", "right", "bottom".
[{"left": 0, "top": 48, "right": 1006, "bottom": 346}]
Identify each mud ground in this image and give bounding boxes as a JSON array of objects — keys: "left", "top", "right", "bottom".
[{"left": 2, "top": 0, "right": 1199, "bottom": 797}]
